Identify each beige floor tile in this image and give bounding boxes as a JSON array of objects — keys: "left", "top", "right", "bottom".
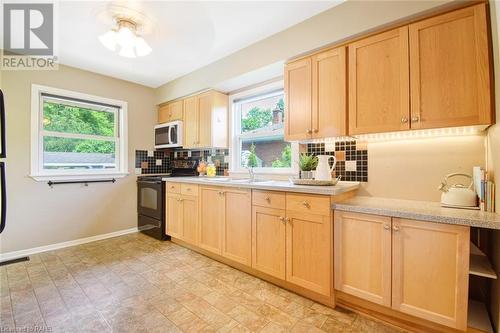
[
  {"left": 0, "top": 234, "right": 409, "bottom": 333},
  {"left": 226, "top": 305, "right": 269, "bottom": 332}
]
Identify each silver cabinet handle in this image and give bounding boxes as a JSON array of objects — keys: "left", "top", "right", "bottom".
[
  {"left": 401, "top": 117, "right": 408, "bottom": 123},
  {"left": 384, "top": 224, "right": 390, "bottom": 230},
  {"left": 302, "top": 201, "right": 310, "bottom": 208},
  {"left": 393, "top": 225, "right": 400, "bottom": 232},
  {"left": 411, "top": 115, "right": 420, "bottom": 122}
]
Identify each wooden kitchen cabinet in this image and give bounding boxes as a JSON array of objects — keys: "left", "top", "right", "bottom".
[
  {"left": 158, "top": 100, "right": 183, "bottom": 124},
  {"left": 348, "top": 27, "right": 410, "bottom": 135},
  {"left": 334, "top": 211, "right": 392, "bottom": 306},
  {"left": 166, "top": 193, "right": 183, "bottom": 239},
  {"left": 251, "top": 192, "right": 333, "bottom": 297},
  {"left": 181, "top": 195, "right": 198, "bottom": 245},
  {"left": 252, "top": 205, "right": 286, "bottom": 280},
  {"left": 286, "top": 210, "right": 332, "bottom": 297},
  {"left": 285, "top": 46, "right": 346, "bottom": 141},
  {"left": 183, "top": 96, "right": 199, "bottom": 149},
  {"left": 311, "top": 46, "right": 347, "bottom": 138},
  {"left": 409, "top": 4, "right": 492, "bottom": 130},
  {"left": 392, "top": 218, "right": 469, "bottom": 330},
  {"left": 334, "top": 211, "right": 470, "bottom": 330},
  {"left": 183, "top": 91, "right": 228, "bottom": 149},
  {"left": 285, "top": 58, "right": 312, "bottom": 141},
  {"left": 199, "top": 186, "right": 224, "bottom": 254},
  {"left": 222, "top": 189, "right": 252, "bottom": 266}
]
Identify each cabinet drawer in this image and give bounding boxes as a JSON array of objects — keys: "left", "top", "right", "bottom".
[
  {"left": 253, "top": 190, "right": 285, "bottom": 209},
  {"left": 286, "top": 193, "right": 331, "bottom": 216},
  {"left": 181, "top": 183, "right": 199, "bottom": 196},
  {"left": 166, "top": 182, "right": 181, "bottom": 194}
]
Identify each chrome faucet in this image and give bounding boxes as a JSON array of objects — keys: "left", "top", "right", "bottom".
[{"left": 246, "top": 167, "right": 255, "bottom": 182}]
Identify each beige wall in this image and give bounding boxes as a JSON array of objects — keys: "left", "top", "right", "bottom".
[
  {"left": 156, "top": 0, "right": 452, "bottom": 103},
  {"left": 358, "top": 136, "right": 486, "bottom": 201},
  {"left": 0, "top": 65, "right": 156, "bottom": 254}
]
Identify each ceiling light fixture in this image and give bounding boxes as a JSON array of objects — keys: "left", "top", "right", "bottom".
[{"left": 99, "top": 18, "right": 151, "bottom": 58}]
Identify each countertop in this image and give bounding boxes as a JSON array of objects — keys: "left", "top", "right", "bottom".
[
  {"left": 162, "top": 176, "right": 360, "bottom": 196},
  {"left": 332, "top": 196, "right": 500, "bottom": 230}
]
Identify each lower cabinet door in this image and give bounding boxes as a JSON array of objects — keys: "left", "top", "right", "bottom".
[
  {"left": 199, "top": 187, "right": 223, "bottom": 254},
  {"left": 222, "top": 189, "right": 252, "bottom": 265},
  {"left": 181, "top": 195, "right": 198, "bottom": 246},
  {"left": 334, "top": 211, "right": 392, "bottom": 306},
  {"left": 391, "top": 218, "right": 469, "bottom": 330},
  {"left": 286, "top": 211, "right": 332, "bottom": 297},
  {"left": 252, "top": 206, "right": 286, "bottom": 280},
  {"left": 166, "top": 194, "right": 183, "bottom": 239}
]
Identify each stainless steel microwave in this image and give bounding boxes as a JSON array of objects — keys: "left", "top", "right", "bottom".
[{"left": 154, "top": 120, "right": 183, "bottom": 149}]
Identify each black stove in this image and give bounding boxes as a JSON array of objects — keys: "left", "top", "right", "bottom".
[{"left": 136, "top": 159, "right": 198, "bottom": 240}]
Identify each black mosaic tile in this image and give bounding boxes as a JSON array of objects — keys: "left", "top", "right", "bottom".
[{"left": 306, "top": 141, "right": 368, "bottom": 182}]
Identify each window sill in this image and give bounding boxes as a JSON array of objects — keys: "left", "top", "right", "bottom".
[{"left": 29, "top": 172, "right": 129, "bottom": 182}]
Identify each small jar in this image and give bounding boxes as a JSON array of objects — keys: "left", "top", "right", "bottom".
[{"left": 206, "top": 164, "right": 216, "bottom": 177}]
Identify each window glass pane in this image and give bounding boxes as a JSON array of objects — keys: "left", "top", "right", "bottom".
[
  {"left": 240, "top": 94, "right": 284, "bottom": 134},
  {"left": 240, "top": 137, "right": 291, "bottom": 168},
  {"left": 43, "top": 137, "right": 116, "bottom": 170},
  {"left": 43, "top": 101, "right": 116, "bottom": 137}
]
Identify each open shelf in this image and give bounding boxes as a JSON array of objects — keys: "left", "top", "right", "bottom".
[
  {"left": 468, "top": 300, "right": 494, "bottom": 333},
  {"left": 470, "top": 243, "right": 498, "bottom": 279}
]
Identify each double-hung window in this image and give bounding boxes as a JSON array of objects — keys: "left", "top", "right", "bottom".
[
  {"left": 30, "top": 85, "right": 128, "bottom": 181},
  {"left": 231, "top": 81, "right": 298, "bottom": 174}
]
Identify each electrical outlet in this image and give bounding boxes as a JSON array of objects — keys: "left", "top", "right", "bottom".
[{"left": 345, "top": 161, "right": 357, "bottom": 172}]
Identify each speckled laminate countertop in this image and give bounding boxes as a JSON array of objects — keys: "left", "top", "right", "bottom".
[
  {"left": 162, "top": 176, "right": 359, "bottom": 196},
  {"left": 332, "top": 196, "right": 500, "bottom": 230}
]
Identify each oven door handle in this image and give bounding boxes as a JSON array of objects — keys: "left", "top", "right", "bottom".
[{"left": 138, "top": 181, "right": 162, "bottom": 185}]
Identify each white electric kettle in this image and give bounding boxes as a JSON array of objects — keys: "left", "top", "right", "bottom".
[
  {"left": 438, "top": 173, "right": 478, "bottom": 208},
  {"left": 315, "top": 155, "right": 337, "bottom": 181}
]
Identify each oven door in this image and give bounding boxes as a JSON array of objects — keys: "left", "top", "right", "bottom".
[{"left": 137, "top": 180, "right": 163, "bottom": 220}]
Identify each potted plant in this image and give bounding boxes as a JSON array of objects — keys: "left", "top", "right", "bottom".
[{"left": 299, "top": 153, "right": 318, "bottom": 179}]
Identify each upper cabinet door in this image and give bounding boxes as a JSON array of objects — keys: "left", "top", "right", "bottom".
[
  {"left": 391, "top": 218, "right": 469, "bottom": 330},
  {"left": 198, "top": 92, "right": 213, "bottom": 148},
  {"left": 312, "top": 46, "right": 347, "bottom": 138},
  {"left": 183, "top": 96, "right": 199, "bottom": 149},
  {"left": 168, "top": 100, "right": 184, "bottom": 121},
  {"left": 349, "top": 27, "right": 410, "bottom": 135},
  {"left": 158, "top": 105, "right": 170, "bottom": 124},
  {"left": 409, "top": 4, "right": 492, "bottom": 129},
  {"left": 285, "top": 58, "right": 312, "bottom": 141}
]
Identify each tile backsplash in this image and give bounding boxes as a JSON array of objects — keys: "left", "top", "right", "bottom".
[
  {"left": 306, "top": 141, "right": 368, "bottom": 182},
  {"left": 135, "top": 148, "right": 229, "bottom": 175},
  {"left": 135, "top": 150, "right": 171, "bottom": 174}
]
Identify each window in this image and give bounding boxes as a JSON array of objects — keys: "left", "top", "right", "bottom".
[
  {"left": 231, "top": 81, "right": 298, "bottom": 174},
  {"left": 30, "top": 85, "right": 128, "bottom": 181}
]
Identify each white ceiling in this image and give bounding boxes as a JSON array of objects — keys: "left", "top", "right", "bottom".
[{"left": 57, "top": 1, "right": 343, "bottom": 88}]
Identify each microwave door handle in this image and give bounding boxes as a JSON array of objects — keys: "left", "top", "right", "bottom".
[{"left": 168, "top": 126, "right": 173, "bottom": 145}]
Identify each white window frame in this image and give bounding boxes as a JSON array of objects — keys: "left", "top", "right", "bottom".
[
  {"left": 30, "top": 84, "right": 128, "bottom": 181},
  {"left": 229, "top": 80, "right": 299, "bottom": 175}
]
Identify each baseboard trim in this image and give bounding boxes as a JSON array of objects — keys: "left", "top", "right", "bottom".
[{"left": 0, "top": 227, "right": 139, "bottom": 262}]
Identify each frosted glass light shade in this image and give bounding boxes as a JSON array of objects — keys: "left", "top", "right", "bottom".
[
  {"left": 98, "top": 30, "right": 117, "bottom": 51},
  {"left": 135, "top": 37, "right": 152, "bottom": 56}
]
